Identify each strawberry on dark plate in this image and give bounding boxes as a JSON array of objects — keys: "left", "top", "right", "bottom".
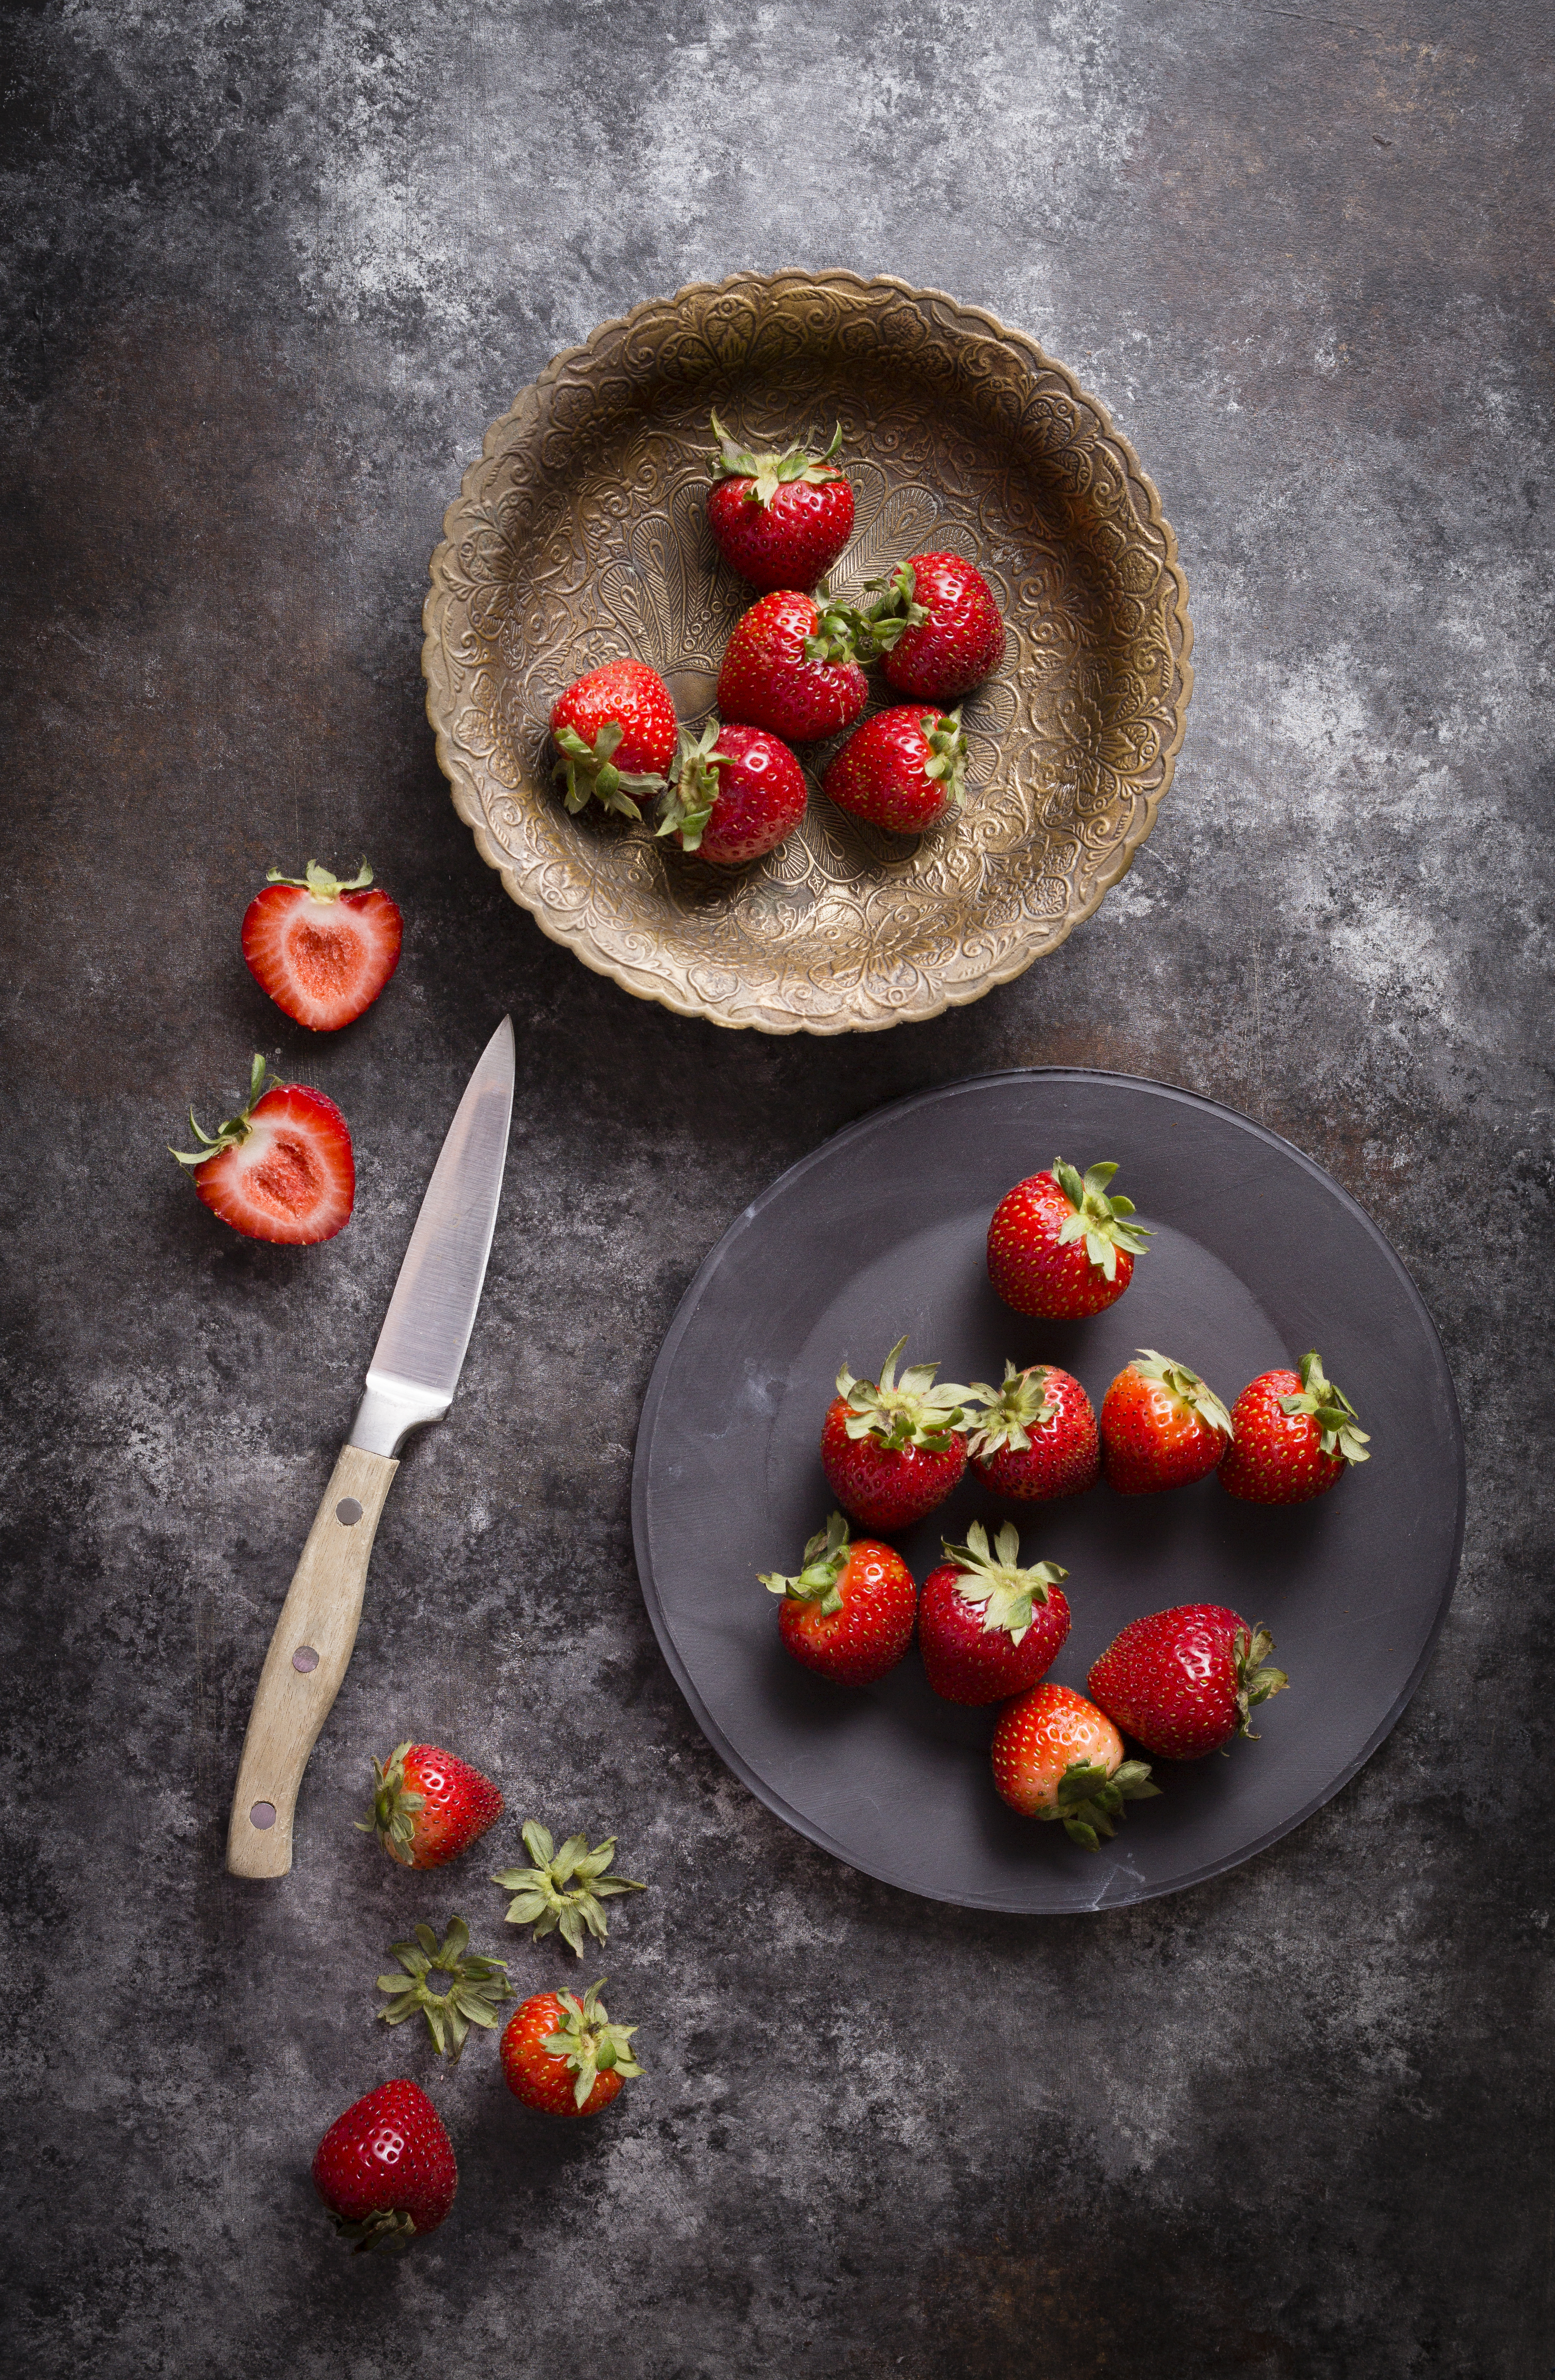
[
  {"left": 501, "top": 1979, "right": 642, "bottom": 2117},
  {"left": 759, "top": 1510, "right": 917, "bottom": 1687},
  {"left": 312, "top": 2078, "right": 457, "bottom": 2252},
  {"left": 991, "top": 1683, "right": 1160, "bottom": 1849},
  {"left": 822, "top": 704, "right": 967, "bottom": 833},
  {"left": 1088, "top": 1605, "right": 1288, "bottom": 1759},
  {"left": 987, "top": 1158, "right": 1150, "bottom": 1320},
  {"left": 919, "top": 1519, "right": 1069, "bottom": 1706},
  {"left": 862, "top": 553, "right": 1005, "bottom": 702},
  {"left": 242, "top": 860, "right": 402, "bottom": 1032},
  {"left": 706, "top": 414, "right": 855, "bottom": 591},
  {"left": 169, "top": 1054, "right": 354, "bottom": 1245},
  {"left": 717, "top": 589, "right": 868, "bottom": 743},
  {"left": 656, "top": 717, "right": 807, "bottom": 863},
  {"left": 358, "top": 1740, "right": 505, "bottom": 1868},
  {"left": 1219, "top": 1348, "right": 1371, "bottom": 1504},
  {"left": 1100, "top": 1350, "right": 1233, "bottom": 1493},
  {"left": 964, "top": 1360, "right": 1099, "bottom": 1501},
  {"left": 550, "top": 658, "right": 677, "bottom": 818},
  {"left": 820, "top": 1336, "right": 972, "bottom": 1530}
]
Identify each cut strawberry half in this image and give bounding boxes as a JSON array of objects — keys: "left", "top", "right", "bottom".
[
  {"left": 241, "top": 859, "right": 403, "bottom": 1032},
  {"left": 170, "top": 1054, "right": 355, "bottom": 1244}
]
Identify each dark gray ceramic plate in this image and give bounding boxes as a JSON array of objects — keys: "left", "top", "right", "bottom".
[{"left": 631, "top": 1072, "right": 1464, "bottom": 1911}]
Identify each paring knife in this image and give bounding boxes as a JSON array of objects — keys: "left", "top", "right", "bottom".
[{"left": 226, "top": 1016, "right": 516, "bottom": 1879}]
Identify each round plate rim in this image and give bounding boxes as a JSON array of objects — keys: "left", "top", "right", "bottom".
[{"left": 631, "top": 1067, "right": 1466, "bottom": 1911}]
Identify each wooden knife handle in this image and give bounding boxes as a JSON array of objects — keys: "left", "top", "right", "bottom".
[{"left": 225, "top": 1444, "right": 398, "bottom": 1878}]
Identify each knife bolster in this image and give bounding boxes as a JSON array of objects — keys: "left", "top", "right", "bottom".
[{"left": 349, "top": 1369, "right": 453, "bottom": 1457}]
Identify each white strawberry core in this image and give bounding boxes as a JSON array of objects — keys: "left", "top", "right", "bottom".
[
  {"left": 238, "top": 1115, "right": 326, "bottom": 1218},
  {"left": 285, "top": 901, "right": 366, "bottom": 997}
]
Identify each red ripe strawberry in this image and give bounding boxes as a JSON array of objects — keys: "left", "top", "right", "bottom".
[
  {"left": 241, "top": 859, "right": 403, "bottom": 1032},
  {"left": 500, "top": 1978, "right": 642, "bottom": 2117},
  {"left": 656, "top": 717, "right": 807, "bottom": 863},
  {"left": 862, "top": 554, "right": 1005, "bottom": 702},
  {"left": 987, "top": 1159, "right": 1150, "bottom": 1320},
  {"left": 550, "top": 658, "right": 677, "bottom": 818},
  {"left": 1088, "top": 1605, "right": 1288, "bottom": 1759},
  {"left": 717, "top": 589, "right": 868, "bottom": 743},
  {"left": 822, "top": 704, "right": 967, "bottom": 833},
  {"left": 706, "top": 414, "right": 855, "bottom": 591},
  {"left": 919, "top": 1520, "right": 1069, "bottom": 1705},
  {"left": 312, "top": 2079, "right": 457, "bottom": 2252},
  {"left": 963, "top": 1361, "right": 1099, "bottom": 1500},
  {"left": 1220, "top": 1349, "right": 1371, "bottom": 1504},
  {"left": 991, "top": 1682, "right": 1160, "bottom": 1849},
  {"left": 357, "top": 1740, "right": 505, "bottom": 1869},
  {"left": 169, "top": 1054, "right": 354, "bottom": 1245},
  {"left": 1100, "top": 1350, "right": 1233, "bottom": 1493},
  {"left": 819, "top": 1336, "right": 972, "bottom": 1530},
  {"left": 760, "top": 1511, "right": 916, "bottom": 1686}
]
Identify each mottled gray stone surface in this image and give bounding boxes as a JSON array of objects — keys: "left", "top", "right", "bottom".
[{"left": 2, "top": 3, "right": 1551, "bottom": 2374}]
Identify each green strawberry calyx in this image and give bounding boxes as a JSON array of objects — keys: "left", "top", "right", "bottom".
[
  {"left": 264, "top": 858, "right": 374, "bottom": 900},
  {"left": 1277, "top": 1348, "right": 1371, "bottom": 1464},
  {"left": 1052, "top": 1157, "right": 1152, "bottom": 1280},
  {"left": 355, "top": 1739, "right": 427, "bottom": 1861},
  {"left": 168, "top": 1052, "right": 277, "bottom": 1169},
  {"left": 1053, "top": 1756, "right": 1161, "bottom": 1852},
  {"left": 707, "top": 412, "right": 845, "bottom": 506},
  {"left": 801, "top": 583, "right": 865, "bottom": 666},
  {"left": 856, "top": 560, "right": 932, "bottom": 654},
  {"left": 963, "top": 1360, "right": 1056, "bottom": 1458},
  {"left": 553, "top": 719, "right": 667, "bottom": 821},
  {"left": 836, "top": 1336, "right": 972, "bottom": 1453},
  {"left": 375, "top": 1915, "right": 512, "bottom": 2064},
  {"left": 545, "top": 1977, "right": 644, "bottom": 2111},
  {"left": 655, "top": 719, "right": 726, "bottom": 852},
  {"left": 941, "top": 1518, "right": 1066, "bottom": 1646},
  {"left": 758, "top": 1510, "right": 852, "bottom": 1614},
  {"left": 920, "top": 708, "right": 968, "bottom": 806},
  {"left": 492, "top": 1821, "right": 646, "bottom": 1957},
  {"left": 328, "top": 2204, "right": 419, "bottom": 2254},
  {"left": 1231, "top": 1624, "right": 1289, "bottom": 1740},
  {"left": 1130, "top": 1348, "right": 1234, "bottom": 1438}
]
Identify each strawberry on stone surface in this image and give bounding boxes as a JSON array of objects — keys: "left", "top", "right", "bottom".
[
  {"left": 169, "top": 1054, "right": 354, "bottom": 1245},
  {"left": 822, "top": 704, "right": 968, "bottom": 833},
  {"left": 759, "top": 1509, "right": 917, "bottom": 1687},
  {"left": 1100, "top": 1351, "right": 1234, "bottom": 1493},
  {"left": 312, "top": 2078, "right": 457, "bottom": 2252},
  {"left": 991, "top": 1682, "right": 1160, "bottom": 1848},
  {"left": 705, "top": 414, "right": 855, "bottom": 591},
  {"left": 717, "top": 588, "right": 868, "bottom": 743},
  {"left": 501, "top": 1979, "right": 642, "bottom": 2117},
  {"left": 242, "top": 860, "right": 403, "bottom": 1032},
  {"left": 919, "top": 1520, "right": 1069, "bottom": 1706},
  {"left": 550, "top": 658, "right": 678, "bottom": 818},
  {"left": 358, "top": 1740, "right": 505, "bottom": 1869},
  {"left": 1088, "top": 1605, "right": 1288, "bottom": 1759},
  {"left": 964, "top": 1360, "right": 1100, "bottom": 1500},
  {"left": 1219, "top": 1349, "right": 1371, "bottom": 1504},
  {"left": 819, "top": 1336, "right": 972, "bottom": 1530},
  {"left": 861, "top": 553, "right": 1005, "bottom": 702},
  {"left": 987, "top": 1159, "right": 1150, "bottom": 1320},
  {"left": 656, "top": 717, "right": 807, "bottom": 863}
]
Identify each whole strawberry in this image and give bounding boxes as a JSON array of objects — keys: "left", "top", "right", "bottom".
[
  {"left": 963, "top": 1360, "right": 1099, "bottom": 1500},
  {"left": 358, "top": 1741, "right": 505, "bottom": 1869},
  {"left": 550, "top": 658, "right": 677, "bottom": 818},
  {"left": 242, "top": 859, "right": 403, "bottom": 1032},
  {"left": 501, "top": 1978, "right": 642, "bottom": 2117},
  {"left": 169, "top": 1054, "right": 354, "bottom": 1245},
  {"left": 1100, "top": 1351, "right": 1233, "bottom": 1493},
  {"left": 706, "top": 414, "right": 855, "bottom": 591},
  {"left": 820, "top": 1336, "right": 972, "bottom": 1530},
  {"left": 987, "top": 1159, "right": 1150, "bottom": 1320},
  {"left": 656, "top": 717, "right": 807, "bottom": 863},
  {"left": 919, "top": 1520, "right": 1069, "bottom": 1706},
  {"left": 991, "top": 1682, "right": 1160, "bottom": 1848},
  {"left": 1220, "top": 1349, "right": 1371, "bottom": 1504},
  {"left": 862, "top": 553, "right": 1005, "bottom": 702},
  {"left": 759, "top": 1510, "right": 917, "bottom": 1687},
  {"left": 822, "top": 704, "right": 967, "bottom": 832},
  {"left": 1088, "top": 1605, "right": 1288, "bottom": 1759},
  {"left": 717, "top": 589, "right": 868, "bottom": 743},
  {"left": 312, "top": 2079, "right": 457, "bottom": 2252}
]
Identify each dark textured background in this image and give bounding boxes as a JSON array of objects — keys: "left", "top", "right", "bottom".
[{"left": 3, "top": 3, "right": 1550, "bottom": 2374}]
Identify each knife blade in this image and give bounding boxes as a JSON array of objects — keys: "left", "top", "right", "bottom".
[{"left": 226, "top": 1016, "right": 516, "bottom": 1878}]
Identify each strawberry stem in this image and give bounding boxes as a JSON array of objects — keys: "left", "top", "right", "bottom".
[
  {"left": 707, "top": 413, "right": 845, "bottom": 505},
  {"left": 167, "top": 1053, "right": 277, "bottom": 1168},
  {"left": 1052, "top": 1157, "right": 1152, "bottom": 1280},
  {"left": 1055, "top": 1756, "right": 1161, "bottom": 1851},
  {"left": 543, "top": 1978, "right": 643, "bottom": 2111},
  {"left": 655, "top": 720, "right": 726, "bottom": 851},
  {"left": 836, "top": 1336, "right": 972, "bottom": 1453},
  {"left": 264, "top": 859, "right": 374, "bottom": 899},
  {"left": 759, "top": 1510, "right": 852, "bottom": 1614},
  {"left": 1276, "top": 1349, "right": 1370, "bottom": 1464}
]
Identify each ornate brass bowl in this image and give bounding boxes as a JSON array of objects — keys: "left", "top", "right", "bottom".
[{"left": 423, "top": 270, "right": 1193, "bottom": 1034}]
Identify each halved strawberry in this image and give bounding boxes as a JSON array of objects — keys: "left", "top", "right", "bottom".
[
  {"left": 241, "top": 860, "right": 403, "bottom": 1032},
  {"left": 169, "top": 1054, "right": 354, "bottom": 1244}
]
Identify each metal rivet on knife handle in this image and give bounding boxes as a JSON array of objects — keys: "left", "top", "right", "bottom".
[{"left": 336, "top": 1498, "right": 364, "bottom": 1526}]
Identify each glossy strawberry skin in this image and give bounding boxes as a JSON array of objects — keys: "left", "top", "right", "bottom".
[
  {"left": 919, "top": 1563, "right": 1069, "bottom": 1705},
  {"left": 242, "top": 883, "right": 402, "bottom": 1032},
  {"left": 193, "top": 1084, "right": 354, "bottom": 1245},
  {"left": 1088, "top": 1604, "right": 1252, "bottom": 1759},
  {"left": 312, "top": 2080, "right": 457, "bottom": 2244},
  {"left": 778, "top": 1536, "right": 916, "bottom": 1687},
  {"left": 881, "top": 554, "right": 1005, "bottom": 702},
  {"left": 717, "top": 592, "right": 868, "bottom": 743},
  {"left": 987, "top": 1171, "right": 1133, "bottom": 1320},
  {"left": 708, "top": 475, "right": 855, "bottom": 592},
  {"left": 822, "top": 706, "right": 957, "bottom": 832},
  {"left": 970, "top": 1367, "right": 1099, "bottom": 1501},
  {"left": 1100, "top": 1366, "right": 1228, "bottom": 1494},
  {"left": 1220, "top": 1370, "right": 1348, "bottom": 1504},
  {"left": 991, "top": 1684, "right": 1123, "bottom": 1818},
  {"left": 387, "top": 1745, "right": 504, "bottom": 1869},
  {"left": 501, "top": 1992, "right": 623, "bottom": 2118},
  {"left": 550, "top": 659, "right": 678, "bottom": 777},
  {"left": 680, "top": 722, "right": 807, "bottom": 864},
  {"left": 819, "top": 1393, "right": 967, "bottom": 1530}
]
